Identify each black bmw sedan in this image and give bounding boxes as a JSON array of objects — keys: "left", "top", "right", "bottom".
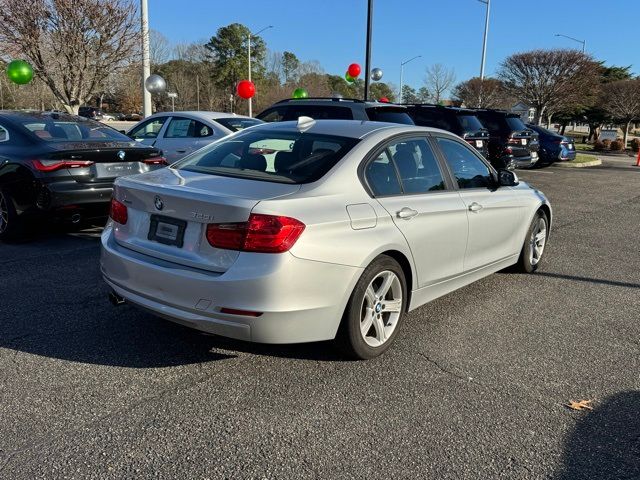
[{"left": 0, "top": 111, "right": 165, "bottom": 241}]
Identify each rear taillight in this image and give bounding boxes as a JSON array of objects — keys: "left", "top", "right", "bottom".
[
  {"left": 206, "top": 213, "right": 305, "bottom": 253},
  {"left": 32, "top": 159, "right": 95, "bottom": 172},
  {"left": 109, "top": 198, "right": 128, "bottom": 225},
  {"left": 507, "top": 138, "right": 521, "bottom": 145},
  {"left": 143, "top": 156, "right": 168, "bottom": 165}
]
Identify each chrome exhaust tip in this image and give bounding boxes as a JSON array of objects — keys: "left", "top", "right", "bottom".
[{"left": 108, "top": 290, "right": 125, "bottom": 306}]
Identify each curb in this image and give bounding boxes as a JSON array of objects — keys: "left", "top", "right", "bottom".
[{"left": 554, "top": 158, "right": 602, "bottom": 168}]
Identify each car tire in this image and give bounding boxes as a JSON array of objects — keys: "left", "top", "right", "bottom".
[
  {"left": 337, "top": 255, "right": 407, "bottom": 360},
  {"left": 515, "top": 210, "right": 549, "bottom": 273},
  {"left": 0, "top": 189, "right": 23, "bottom": 242}
]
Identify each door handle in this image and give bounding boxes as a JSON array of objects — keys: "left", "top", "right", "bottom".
[
  {"left": 397, "top": 207, "right": 419, "bottom": 219},
  {"left": 468, "top": 202, "right": 483, "bottom": 212}
]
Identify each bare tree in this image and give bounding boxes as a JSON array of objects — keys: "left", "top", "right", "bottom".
[
  {"left": 0, "top": 0, "right": 139, "bottom": 114},
  {"left": 452, "top": 77, "right": 512, "bottom": 109},
  {"left": 423, "top": 64, "right": 456, "bottom": 103},
  {"left": 150, "top": 29, "right": 171, "bottom": 67},
  {"left": 499, "top": 49, "right": 600, "bottom": 124},
  {"left": 601, "top": 79, "right": 640, "bottom": 147}
]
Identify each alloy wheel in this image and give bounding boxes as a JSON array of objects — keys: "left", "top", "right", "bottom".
[
  {"left": 529, "top": 216, "right": 547, "bottom": 266},
  {"left": 359, "top": 270, "right": 403, "bottom": 347},
  {"left": 0, "top": 192, "right": 8, "bottom": 234}
]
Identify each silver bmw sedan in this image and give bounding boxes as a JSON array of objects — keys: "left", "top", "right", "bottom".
[{"left": 101, "top": 118, "right": 551, "bottom": 359}]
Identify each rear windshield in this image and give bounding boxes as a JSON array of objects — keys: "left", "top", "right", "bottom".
[
  {"left": 174, "top": 129, "right": 359, "bottom": 184},
  {"left": 20, "top": 117, "right": 130, "bottom": 142},
  {"left": 505, "top": 116, "right": 527, "bottom": 131},
  {"left": 456, "top": 114, "right": 484, "bottom": 132},
  {"left": 366, "top": 108, "right": 414, "bottom": 125},
  {"left": 215, "top": 117, "right": 263, "bottom": 132}
]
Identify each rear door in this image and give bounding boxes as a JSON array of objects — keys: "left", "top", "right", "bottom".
[
  {"left": 156, "top": 116, "right": 218, "bottom": 162},
  {"left": 434, "top": 135, "right": 525, "bottom": 271},
  {"left": 364, "top": 135, "right": 467, "bottom": 287}
]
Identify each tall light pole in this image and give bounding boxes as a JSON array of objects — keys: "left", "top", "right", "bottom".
[
  {"left": 555, "top": 33, "right": 586, "bottom": 53},
  {"left": 140, "top": 0, "right": 151, "bottom": 117},
  {"left": 399, "top": 55, "right": 421, "bottom": 103},
  {"left": 247, "top": 25, "right": 273, "bottom": 117},
  {"left": 478, "top": 0, "right": 490, "bottom": 80},
  {"left": 363, "top": 0, "right": 374, "bottom": 100}
]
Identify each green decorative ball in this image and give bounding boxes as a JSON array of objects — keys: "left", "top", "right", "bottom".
[
  {"left": 6, "top": 60, "right": 34, "bottom": 85},
  {"left": 345, "top": 72, "right": 355, "bottom": 83},
  {"left": 292, "top": 88, "right": 308, "bottom": 99}
]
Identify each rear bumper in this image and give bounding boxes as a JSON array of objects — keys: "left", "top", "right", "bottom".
[
  {"left": 40, "top": 179, "right": 113, "bottom": 209},
  {"left": 100, "top": 225, "right": 363, "bottom": 343}
]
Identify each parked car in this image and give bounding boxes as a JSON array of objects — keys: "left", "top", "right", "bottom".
[
  {"left": 78, "top": 106, "right": 104, "bottom": 120},
  {"left": 101, "top": 113, "right": 116, "bottom": 121},
  {"left": 256, "top": 98, "right": 415, "bottom": 125},
  {"left": 473, "top": 109, "right": 538, "bottom": 169},
  {"left": 124, "top": 113, "right": 142, "bottom": 121},
  {"left": 526, "top": 124, "right": 576, "bottom": 164},
  {"left": 404, "top": 104, "right": 489, "bottom": 157},
  {"left": 127, "top": 111, "right": 263, "bottom": 163},
  {"left": 0, "top": 111, "right": 165, "bottom": 241},
  {"left": 102, "top": 118, "right": 552, "bottom": 359}
]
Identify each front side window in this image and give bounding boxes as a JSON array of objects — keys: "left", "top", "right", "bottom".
[
  {"left": 174, "top": 130, "right": 358, "bottom": 184},
  {"left": 437, "top": 137, "right": 493, "bottom": 189},
  {"left": 129, "top": 117, "right": 167, "bottom": 140}
]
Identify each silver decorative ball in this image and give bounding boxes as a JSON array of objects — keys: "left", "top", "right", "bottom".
[
  {"left": 370, "top": 68, "right": 383, "bottom": 81},
  {"left": 145, "top": 74, "right": 167, "bottom": 94}
]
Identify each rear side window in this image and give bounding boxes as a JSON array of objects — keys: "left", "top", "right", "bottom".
[
  {"left": 437, "top": 137, "right": 493, "bottom": 189},
  {"left": 365, "top": 150, "right": 402, "bottom": 196},
  {"left": 506, "top": 116, "right": 526, "bottom": 131},
  {"left": 284, "top": 106, "right": 353, "bottom": 120},
  {"left": 175, "top": 130, "right": 359, "bottom": 184},
  {"left": 165, "top": 117, "right": 212, "bottom": 138},
  {"left": 256, "top": 108, "right": 286, "bottom": 122},
  {"left": 476, "top": 115, "right": 503, "bottom": 133},
  {"left": 456, "top": 115, "right": 484, "bottom": 132},
  {"left": 388, "top": 138, "right": 445, "bottom": 193},
  {"left": 366, "top": 108, "right": 414, "bottom": 125}
]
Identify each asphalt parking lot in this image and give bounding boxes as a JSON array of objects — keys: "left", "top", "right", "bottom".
[{"left": 1, "top": 157, "right": 639, "bottom": 479}]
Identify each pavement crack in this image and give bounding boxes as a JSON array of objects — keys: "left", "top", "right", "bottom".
[{"left": 415, "top": 352, "right": 472, "bottom": 383}]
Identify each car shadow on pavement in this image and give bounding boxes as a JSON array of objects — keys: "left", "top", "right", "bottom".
[
  {"left": 536, "top": 271, "right": 640, "bottom": 289},
  {"left": 553, "top": 390, "right": 640, "bottom": 480}
]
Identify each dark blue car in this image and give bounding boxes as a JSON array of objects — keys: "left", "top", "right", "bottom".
[{"left": 527, "top": 124, "right": 576, "bottom": 164}]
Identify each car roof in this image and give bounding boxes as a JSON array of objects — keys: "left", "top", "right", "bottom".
[
  {"left": 403, "top": 104, "right": 478, "bottom": 115},
  {"left": 0, "top": 110, "right": 89, "bottom": 123},
  {"left": 146, "top": 111, "right": 255, "bottom": 121},
  {"left": 243, "top": 119, "right": 451, "bottom": 139},
  {"left": 270, "top": 98, "right": 407, "bottom": 109}
]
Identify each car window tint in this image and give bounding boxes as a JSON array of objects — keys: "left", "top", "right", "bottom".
[
  {"left": 165, "top": 118, "right": 211, "bottom": 138},
  {"left": 365, "top": 150, "right": 402, "bottom": 196},
  {"left": 284, "top": 106, "right": 353, "bottom": 120},
  {"left": 366, "top": 108, "right": 414, "bottom": 124},
  {"left": 413, "top": 111, "right": 454, "bottom": 131},
  {"left": 388, "top": 138, "right": 446, "bottom": 193},
  {"left": 256, "top": 108, "right": 286, "bottom": 122},
  {"left": 130, "top": 117, "right": 167, "bottom": 139},
  {"left": 437, "top": 137, "right": 493, "bottom": 189},
  {"left": 0, "top": 125, "right": 9, "bottom": 142},
  {"left": 215, "top": 117, "right": 263, "bottom": 131},
  {"left": 477, "top": 115, "right": 502, "bottom": 133},
  {"left": 457, "top": 115, "right": 484, "bottom": 132}
]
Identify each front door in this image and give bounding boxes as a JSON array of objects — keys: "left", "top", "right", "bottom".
[
  {"left": 435, "top": 136, "right": 525, "bottom": 271},
  {"left": 364, "top": 136, "right": 468, "bottom": 287},
  {"left": 157, "top": 117, "right": 216, "bottom": 162}
]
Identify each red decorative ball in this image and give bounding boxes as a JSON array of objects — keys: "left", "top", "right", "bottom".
[
  {"left": 347, "top": 63, "right": 361, "bottom": 78},
  {"left": 237, "top": 80, "right": 255, "bottom": 99},
  {"left": 378, "top": 97, "right": 390, "bottom": 103}
]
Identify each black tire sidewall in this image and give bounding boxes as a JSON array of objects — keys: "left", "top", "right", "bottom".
[
  {"left": 0, "top": 189, "right": 20, "bottom": 241},
  {"left": 520, "top": 211, "right": 548, "bottom": 273},
  {"left": 340, "top": 255, "right": 407, "bottom": 360}
]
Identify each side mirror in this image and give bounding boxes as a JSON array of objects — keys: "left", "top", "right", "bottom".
[{"left": 497, "top": 169, "right": 519, "bottom": 187}]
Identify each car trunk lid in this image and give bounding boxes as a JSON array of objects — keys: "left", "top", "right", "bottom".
[{"left": 111, "top": 168, "right": 300, "bottom": 272}]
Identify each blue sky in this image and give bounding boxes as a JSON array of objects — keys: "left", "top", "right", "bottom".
[{"left": 150, "top": 0, "right": 638, "bottom": 92}]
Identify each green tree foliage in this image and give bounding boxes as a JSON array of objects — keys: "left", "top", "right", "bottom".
[
  {"left": 204, "top": 23, "right": 266, "bottom": 96},
  {"left": 282, "top": 51, "right": 300, "bottom": 83}
]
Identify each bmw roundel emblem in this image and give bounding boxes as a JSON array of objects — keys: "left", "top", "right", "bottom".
[
  {"left": 154, "top": 195, "right": 164, "bottom": 211},
  {"left": 117, "top": 150, "right": 126, "bottom": 161}
]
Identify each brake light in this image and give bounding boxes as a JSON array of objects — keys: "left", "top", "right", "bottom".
[
  {"left": 143, "top": 156, "right": 168, "bottom": 165},
  {"left": 32, "top": 159, "right": 95, "bottom": 172},
  {"left": 206, "top": 213, "right": 305, "bottom": 253},
  {"left": 109, "top": 198, "right": 128, "bottom": 225},
  {"left": 507, "top": 138, "right": 521, "bottom": 145}
]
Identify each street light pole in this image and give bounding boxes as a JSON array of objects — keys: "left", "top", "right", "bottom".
[
  {"left": 399, "top": 55, "right": 421, "bottom": 103},
  {"left": 140, "top": 0, "right": 151, "bottom": 117},
  {"left": 555, "top": 33, "right": 586, "bottom": 53},
  {"left": 364, "top": 0, "right": 373, "bottom": 101},
  {"left": 247, "top": 25, "right": 273, "bottom": 117},
  {"left": 478, "top": 0, "right": 490, "bottom": 80}
]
